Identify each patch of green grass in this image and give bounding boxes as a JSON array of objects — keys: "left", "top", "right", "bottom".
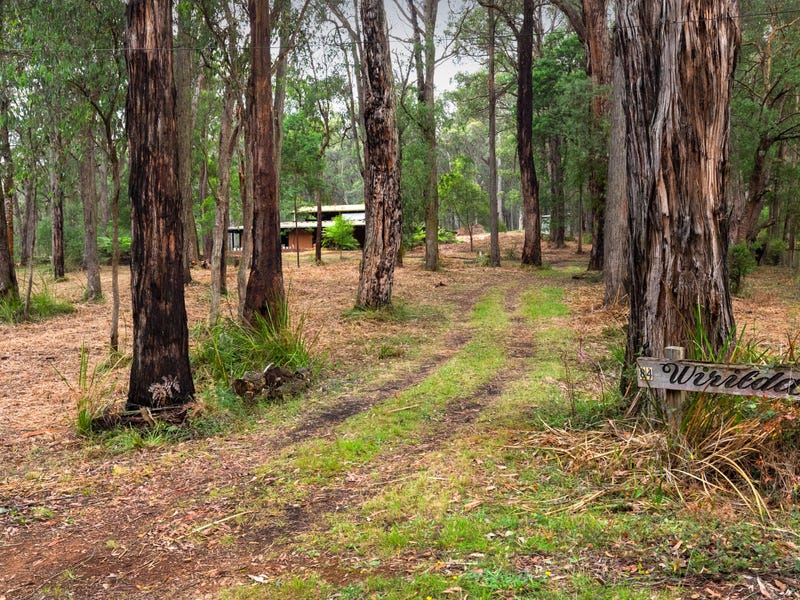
[
  {"left": 370, "top": 333, "right": 428, "bottom": 361},
  {"left": 329, "top": 570, "right": 544, "bottom": 600},
  {"left": 0, "top": 289, "right": 74, "bottom": 323},
  {"left": 221, "top": 575, "right": 331, "bottom": 600},
  {"left": 256, "top": 291, "right": 508, "bottom": 493},
  {"left": 521, "top": 287, "right": 569, "bottom": 320},
  {"left": 103, "top": 422, "right": 184, "bottom": 453},
  {"left": 342, "top": 299, "right": 442, "bottom": 324}
]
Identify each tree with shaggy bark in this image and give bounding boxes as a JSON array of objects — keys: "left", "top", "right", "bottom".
[
  {"left": 356, "top": 0, "right": 402, "bottom": 309},
  {"left": 618, "top": 0, "right": 739, "bottom": 397}
]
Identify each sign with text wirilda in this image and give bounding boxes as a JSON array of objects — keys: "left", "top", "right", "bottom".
[{"left": 637, "top": 358, "right": 800, "bottom": 399}]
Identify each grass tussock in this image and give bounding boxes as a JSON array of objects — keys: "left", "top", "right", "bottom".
[
  {"left": 193, "top": 312, "right": 317, "bottom": 385},
  {"left": 56, "top": 343, "right": 126, "bottom": 437},
  {"left": 0, "top": 288, "right": 74, "bottom": 323}
]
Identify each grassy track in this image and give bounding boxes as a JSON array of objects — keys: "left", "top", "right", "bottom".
[{"left": 222, "top": 267, "right": 800, "bottom": 600}]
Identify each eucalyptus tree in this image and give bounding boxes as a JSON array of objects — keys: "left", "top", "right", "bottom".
[
  {"left": 439, "top": 154, "right": 488, "bottom": 251},
  {"left": 0, "top": 5, "right": 17, "bottom": 300},
  {"left": 530, "top": 31, "right": 591, "bottom": 248},
  {"left": 197, "top": 0, "right": 248, "bottom": 322},
  {"left": 618, "top": 0, "right": 739, "bottom": 397},
  {"left": 3, "top": 1, "right": 77, "bottom": 280},
  {"left": 356, "top": 0, "right": 402, "bottom": 309},
  {"left": 19, "top": 0, "right": 131, "bottom": 347},
  {"left": 243, "top": 0, "right": 285, "bottom": 325},
  {"left": 175, "top": 1, "right": 200, "bottom": 283},
  {"left": 452, "top": 0, "right": 511, "bottom": 265},
  {"left": 513, "top": 0, "right": 542, "bottom": 265},
  {"left": 547, "top": 0, "right": 611, "bottom": 272},
  {"left": 0, "top": 92, "right": 15, "bottom": 300},
  {"left": 730, "top": 1, "right": 800, "bottom": 248},
  {"left": 396, "top": 0, "right": 442, "bottom": 271},
  {"left": 69, "top": 3, "right": 128, "bottom": 350},
  {"left": 486, "top": 3, "right": 500, "bottom": 266},
  {"left": 79, "top": 125, "right": 101, "bottom": 301},
  {"left": 125, "top": 0, "right": 195, "bottom": 409},
  {"left": 324, "top": 0, "right": 367, "bottom": 177}
]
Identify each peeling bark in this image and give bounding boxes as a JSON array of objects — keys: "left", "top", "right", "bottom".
[
  {"left": 619, "top": 0, "right": 739, "bottom": 380},
  {"left": 356, "top": 0, "right": 402, "bottom": 309}
]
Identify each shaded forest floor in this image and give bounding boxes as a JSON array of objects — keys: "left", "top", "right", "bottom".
[{"left": 2, "top": 232, "right": 800, "bottom": 599}]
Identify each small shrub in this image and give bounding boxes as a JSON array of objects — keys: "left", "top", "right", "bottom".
[
  {"left": 728, "top": 243, "right": 756, "bottom": 295},
  {"left": 322, "top": 216, "right": 358, "bottom": 251},
  {"left": 0, "top": 295, "right": 20, "bottom": 322},
  {"left": 57, "top": 344, "right": 124, "bottom": 436},
  {"left": 410, "top": 225, "right": 458, "bottom": 246},
  {"left": 759, "top": 236, "right": 787, "bottom": 266},
  {"left": 97, "top": 235, "right": 132, "bottom": 263}
]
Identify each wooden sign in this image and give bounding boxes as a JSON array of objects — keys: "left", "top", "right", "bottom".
[{"left": 637, "top": 357, "right": 800, "bottom": 399}]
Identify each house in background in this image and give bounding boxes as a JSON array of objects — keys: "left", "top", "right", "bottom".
[{"left": 227, "top": 203, "right": 366, "bottom": 252}]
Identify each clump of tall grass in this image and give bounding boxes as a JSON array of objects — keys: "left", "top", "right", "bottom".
[
  {"left": 56, "top": 343, "right": 125, "bottom": 436},
  {"left": 0, "top": 280, "right": 74, "bottom": 323},
  {"left": 193, "top": 310, "right": 317, "bottom": 386}
]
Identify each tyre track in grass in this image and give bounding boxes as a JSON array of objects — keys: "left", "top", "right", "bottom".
[
  {"left": 0, "top": 277, "right": 501, "bottom": 600},
  {"left": 199, "top": 281, "right": 543, "bottom": 596}
]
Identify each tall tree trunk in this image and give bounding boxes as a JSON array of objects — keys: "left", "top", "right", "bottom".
[
  {"left": 315, "top": 188, "right": 323, "bottom": 264},
  {"left": 619, "top": 0, "right": 739, "bottom": 390},
  {"left": 22, "top": 205, "right": 35, "bottom": 320},
  {"left": 518, "top": 0, "right": 542, "bottom": 266},
  {"left": 125, "top": 0, "right": 194, "bottom": 409},
  {"left": 603, "top": 51, "right": 628, "bottom": 304},
  {"left": 237, "top": 113, "right": 254, "bottom": 319},
  {"left": 175, "top": 2, "right": 197, "bottom": 284},
  {"left": 487, "top": 5, "right": 500, "bottom": 267},
  {"left": 0, "top": 151, "right": 16, "bottom": 300},
  {"left": 80, "top": 128, "right": 102, "bottom": 301},
  {"left": 98, "top": 159, "right": 109, "bottom": 234},
  {"left": 272, "top": 0, "right": 291, "bottom": 210},
  {"left": 0, "top": 185, "right": 19, "bottom": 300},
  {"left": 0, "top": 92, "right": 14, "bottom": 260},
  {"left": 409, "top": 0, "right": 440, "bottom": 271},
  {"left": 243, "top": 0, "right": 285, "bottom": 326},
  {"left": 0, "top": 91, "right": 15, "bottom": 301},
  {"left": 356, "top": 0, "right": 402, "bottom": 309},
  {"left": 109, "top": 142, "right": 122, "bottom": 352},
  {"left": 20, "top": 178, "right": 35, "bottom": 267},
  {"left": 210, "top": 86, "right": 239, "bottom": 323},
  {"left": 198, "top": 148, "right": 210, "bottom": 259},
  {"left": 736, "top": 136, "right": 772, "bottom": 245},
  {"left": 95, "top": 113, "right": 124, "bottom": 350},
  {"left": 547, "top": 135, "right": 566, "bottom": 248},
  {"left": 576, "top": 182, "right": 584, "bottom": 254},
  {"left": 584, "top": 0, "right": 610, "bottom": 272},
  {"left": 49, "top": 139, "right": 65, "bottom": 279}
]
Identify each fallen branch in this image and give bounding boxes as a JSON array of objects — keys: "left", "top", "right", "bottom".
[{"left": 188, "top": 510, "right": 256, "bottom": 536}]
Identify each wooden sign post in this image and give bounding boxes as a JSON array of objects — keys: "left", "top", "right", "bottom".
[
  {"left": 637, "top": 349, "right": 800, "bottom": 431},
  {"left": 663, "top": 346, "right": 685, "bottom": 432}
]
